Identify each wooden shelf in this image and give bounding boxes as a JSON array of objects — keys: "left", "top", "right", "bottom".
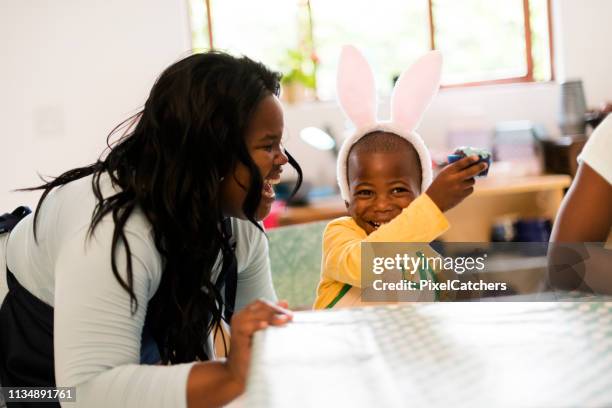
[
  {"left": 277, "top": 174, "right": 572, "bottom": 241},
  {"left": 472, "top": 174, "right": 571, "bottom": 196}
]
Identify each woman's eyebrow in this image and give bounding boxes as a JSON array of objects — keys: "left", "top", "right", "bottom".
[{"left": 259, "top": 133, "right": 282, "bottom": 142}]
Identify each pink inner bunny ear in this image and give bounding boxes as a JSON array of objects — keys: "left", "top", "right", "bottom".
[
  {"left": 390, "top": 50, "right": 443, "bottom": 132},
  {"left": 336, "top": 45, "right": 377, "bottom": 128}
]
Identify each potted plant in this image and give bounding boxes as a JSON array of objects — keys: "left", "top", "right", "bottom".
[
  {"left": 280, "top": 48, "right": 318, "bottom": 104},
  {"left": 279, "top": 0, "right": 318, "bottom": 104}
]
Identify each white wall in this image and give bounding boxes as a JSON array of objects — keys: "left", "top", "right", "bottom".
[
  {"left": 554, "top": 0, "right": 612, "bottom": 107},
  {"left": 283, "top": 82, "right": 562, "bottom": 188},
  {"left": 2, "top": 0, "right": 611, "bottom": 206},
  {"left": 0, "top": 0, "right": 191, "bottom": 209}
]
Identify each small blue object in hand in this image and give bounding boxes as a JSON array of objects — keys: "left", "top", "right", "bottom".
[{"left": 447, "top": 146, "right": 492, "bottom": 177}]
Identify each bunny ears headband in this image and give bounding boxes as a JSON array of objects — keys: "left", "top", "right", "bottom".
[{"left": 336, "top": 45, "right": 443, "bottom": 202}]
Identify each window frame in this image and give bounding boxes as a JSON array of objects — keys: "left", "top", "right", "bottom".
[
  {"left": 428, "top": 0, "right": 555, "bottom": 88},
  {"left": 198, "top": 0, "right": 555, "bottom": 89}
]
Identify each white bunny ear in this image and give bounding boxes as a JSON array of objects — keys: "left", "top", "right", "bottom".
[
  {"left": 336, "top": 45, "right": 377, "bottom": 129},
  {"left": 390, "top": 50, "right": 442, "bottom": 132}
]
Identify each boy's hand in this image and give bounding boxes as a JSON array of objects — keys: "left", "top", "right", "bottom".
[{"left": 426, "top": 155, "right": 487, "bottom": 212}]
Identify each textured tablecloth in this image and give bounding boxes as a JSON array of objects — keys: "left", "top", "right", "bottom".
[{"left": 246, "top": 299, "right": 612, "bottom": 407}]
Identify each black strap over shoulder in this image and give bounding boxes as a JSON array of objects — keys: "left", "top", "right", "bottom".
[
  {"left": 215, "top": 218, "right": 238, "bottom": 323},
  {"left": 1, "top": 270, "right": 56, "bottom": 389},
  {"left": 0, "top": 206, "right": 59, "bottom": 406},
  {"left": 0, "top": 207, "right": 31, "bottom": 234}
]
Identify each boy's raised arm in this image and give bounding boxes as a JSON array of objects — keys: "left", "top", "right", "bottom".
[{"left": 322, "top": 194, "right": 449, "bottom": 287}]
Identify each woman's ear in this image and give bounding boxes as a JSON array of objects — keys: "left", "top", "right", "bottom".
[
  {"left": 390, "top": 50, "right": 443, "bottom": 132},
  {"left": 336, "top": 45, "right": 378, "bottom": 129}
]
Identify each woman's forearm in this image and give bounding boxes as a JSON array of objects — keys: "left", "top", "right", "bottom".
[
  {"left": 186, "top": 300, "right": 293, "bottom": 407},
  {"left": 186, "top": 361, "right": 244, "bottom": 408}
]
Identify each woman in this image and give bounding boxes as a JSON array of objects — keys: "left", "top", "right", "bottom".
[
  {"left": 0, "top": 51, "right": 300, "bottom": 407},
  {"left": 549, "top": 114, "right": 612, "bottom": 292}
]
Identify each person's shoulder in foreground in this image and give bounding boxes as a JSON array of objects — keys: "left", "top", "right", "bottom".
[
  {"left": 551, "top": 113, "right": 612, "bottom": 245},
  {"left": 578, "top": 113, "right": 612, "bottom": 185},
  {"left": 549, "top": 114, "right": 612, "bottom": 291}
]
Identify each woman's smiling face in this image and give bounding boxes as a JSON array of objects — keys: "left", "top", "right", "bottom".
[{"left": 220, "top": 94, "right": 288, "bottom": 221}]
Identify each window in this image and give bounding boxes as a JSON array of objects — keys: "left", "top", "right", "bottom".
[
  {"left": 188, "top": 0, "right": 298, "bottom": 72},
  {"left": 430, "top": 0, "right": 553, "bottom": 86},
  {"left": 189, "top": 0, "right": 553, "bottom": 99},
  {"left": 309, "top": 0, "right": 431, "bottom": 99}
]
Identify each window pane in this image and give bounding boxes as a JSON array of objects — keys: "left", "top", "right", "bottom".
[
  {"left": 530, "top": 0, "right": 552, "bottom": 81},
  {"left": 209, "top": 0, "right": 298, "bottom": 71},
  {"left": 189, "top": 0, "right": 552, "bottom": 96},
  {"left": 310, "top": 0, "right": 430, "bottom": 100},
  {"left": 188, "top": 0, "right": 210, "bottom": 51},
  {"left": 432, "top": 0, "right": 528, "bottom": 84}
]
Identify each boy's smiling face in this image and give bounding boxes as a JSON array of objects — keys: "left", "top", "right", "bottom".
[{"left": 346, "top": 132, "right": 422, "bottom": 235}]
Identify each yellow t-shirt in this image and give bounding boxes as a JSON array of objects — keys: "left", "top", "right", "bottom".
[{"left": 314, "top": 194, "right": 450, "bottom": 309}]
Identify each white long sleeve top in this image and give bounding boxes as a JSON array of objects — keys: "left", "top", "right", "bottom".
[{"left": 1, "top": 173, "right": 276, "bottom": 407}]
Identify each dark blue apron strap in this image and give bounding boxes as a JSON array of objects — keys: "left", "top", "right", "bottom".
[
  {"left": 0, "top": 205, "right": 60, "bottom": 405},
  {"left": 215, "top": 218, "right": 238, "bottom": 323},
  {"left": 0, "top": 269, "right": 59, "bottom": 407},
  {"left": 0, "top": 207, "right": 32, "bottom": 234},
  {"left": 0, "top": 267, "right": 158, "bottom": 403},
  {"left": 139, "top": 325, "right": 161, "bottom": 365},
  {"left": 0, "top": 206, "right": 55, "bottom": 398}
]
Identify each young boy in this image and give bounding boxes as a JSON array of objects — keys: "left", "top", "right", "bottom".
[
  {"left": 313, "top": 131, "right": 486, "bottom": 309},
  {"left": 313, "top": 46, "right": 487, "bottom": 309}
]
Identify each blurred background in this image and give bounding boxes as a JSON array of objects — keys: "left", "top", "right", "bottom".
[{"left": 1, "top": 0, "right": 610, "bottom": 238}]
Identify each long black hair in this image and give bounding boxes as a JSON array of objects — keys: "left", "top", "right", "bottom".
[{"left": 24, "top": 51, "right": 302, "bottom": 364}]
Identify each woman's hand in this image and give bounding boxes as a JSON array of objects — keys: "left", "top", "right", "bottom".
[
  {"left": 224, "top": 299, "right": 293, "bottom": 392},
  {"left": 426, "top": 155, "right": 487, "bottom": 212},
  {"left": 186, "top": 300, "right": 292, "bottom": 408}
]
